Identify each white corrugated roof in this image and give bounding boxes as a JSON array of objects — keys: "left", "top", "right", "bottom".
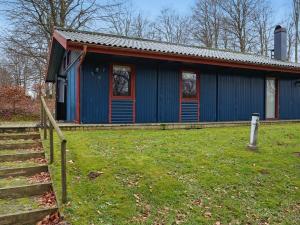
[{"left": 55, "top": 28, "right": 300, "bottom": 69}]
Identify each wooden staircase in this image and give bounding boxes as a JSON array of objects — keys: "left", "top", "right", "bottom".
[{"left": 0, "top": 129, "right": 58, "bottom": 225}]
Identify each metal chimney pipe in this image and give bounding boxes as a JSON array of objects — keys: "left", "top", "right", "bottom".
[{"left": 274, "top": 25, "right": 287, "bottom": 61}]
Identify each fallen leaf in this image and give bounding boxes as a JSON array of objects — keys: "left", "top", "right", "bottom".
[{"left": 204, "top": 211, "right": 212, "bottom": 218}]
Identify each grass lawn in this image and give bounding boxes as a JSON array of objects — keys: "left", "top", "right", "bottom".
[{"left": 45, "top": 124, "right": 300, "bottom": 225}]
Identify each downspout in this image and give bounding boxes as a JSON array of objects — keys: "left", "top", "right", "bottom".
[{"left": 76, "top": 45, "right": 87, "bottom": 123}]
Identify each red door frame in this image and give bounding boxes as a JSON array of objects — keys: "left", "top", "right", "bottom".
[
  {"left": 109, "top": 63, "right": 136, "bottom": 123},
  {"left": 179, "top": 70, "right": 200, "bottom": 122}
]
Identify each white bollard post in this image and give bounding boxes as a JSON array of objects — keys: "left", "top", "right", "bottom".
[{"left": 248, "top": 113, "right": 260, "bottom": 150}]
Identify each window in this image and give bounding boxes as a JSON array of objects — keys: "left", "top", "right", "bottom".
[
  {"left": 112, "top": 65, "right": 132, "bottom": 96},
  {"left": 182, "top": 71, "right": 197, "bottom": 98},
  {"left": 265, "top": 78, "right": 277, "bottom": 119}
]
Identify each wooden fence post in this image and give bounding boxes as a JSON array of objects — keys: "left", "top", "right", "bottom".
[
  {"left": 61, "top": 140, "right": 67, "bottom": 203},
  {"left": 40, "top": 100, "right": 44, "bottom": 128},
  {"left": 41, "top": 96, "right": 67, "bottom": 204},
  {"left": 49, "top": 123, "right": 54, "bottom": 164},
  {"left": 43, "top": 108, "right": 47, "bottom": 140}
]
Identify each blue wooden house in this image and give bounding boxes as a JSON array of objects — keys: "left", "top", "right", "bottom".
[{"left": 46, "top": 26, "right": 300, "bottom": 124}]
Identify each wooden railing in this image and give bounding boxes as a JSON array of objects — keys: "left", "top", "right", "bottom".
[{"left": 40, "top": 96, "right": 67, "bottom": 203}]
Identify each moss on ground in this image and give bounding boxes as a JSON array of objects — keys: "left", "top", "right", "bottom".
[
  {"left": 0, "top": 139, "right": 38, "bottom": 144},
  {"left": 0, "top": 196, "right": 41, "bottom": 214},
  {"left": 0, "top": 149, "right": 42, "bottom": 156},
  {"left": 0, "top": 159, "right": 45, "bottom": 169},
  {"left": 44, "top": 124, "right": 300, "bottom": 225}
]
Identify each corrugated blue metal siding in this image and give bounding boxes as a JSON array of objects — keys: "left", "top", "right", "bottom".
[
  {"left": 217, "top": 73, "right": 236, "bottom": 121},
  {"left": 200, "top": 73, "right": 217, "bottom": 121},
  {"left": 111, "top": 100, "right": 134, "bottom": 123},
  {"left": 279, "top": 79, "right": 300, "bottom": 119},
  {"left": 181, "top": 101, "right": 198, "bottom": 122},
  {"left": 136, "top": 64, "right": 158, "bottom": 123},
  {"left": 157, "top": 66, "right": 180, "bottom": 122},
  {"left": 250, "top": 75, "right": 265, "bottom": 119},
  {"left": 66, "top": 62, "right": 77, "bottom": 121},
  {"left": 81, "top": 63, "right": 109, "bottom": 123},
  {"left": 217, "top": 73, "right": 264, "bottom": 121}
]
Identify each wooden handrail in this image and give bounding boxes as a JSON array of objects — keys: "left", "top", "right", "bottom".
[
  {"left": 40, "top": 96, "right": 67, "bottom": 204},
  {"left": 41, "top": 97, "right": 66, "bottom": 142}
]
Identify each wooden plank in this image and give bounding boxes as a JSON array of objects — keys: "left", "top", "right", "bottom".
[
  {"left": 41, "top": 97, "right": 66, "bottom": 142},
  {"left": 0, "top": 165, "right": 48, "bottom": 178},
  {"left": 0, "top": 152, "right": 45, "bottom": 162},
  {"left": 0, "top": 133, "right": 40, "bottom": 141},
  {"left": 0, "top": 142, "right": 42, "bottom": 150},
  {"left": 0, "top": 182, "right": 52, "bottom": 198},
  {"left": 0, "top": 207, "right": 58, "bottom": 225}
]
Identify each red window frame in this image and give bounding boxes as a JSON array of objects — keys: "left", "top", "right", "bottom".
[
  {"left": 180, "top": 70, "right": 200, "bottom": 101},
  {"left": 109, "top": 63, "right": 136, "bottom": 123},
  {"left": 179, "top": 70, "right": 200, "bottom": 122},
  {"left": 110, "top": 64, "right": 136, "bottom": 100}
]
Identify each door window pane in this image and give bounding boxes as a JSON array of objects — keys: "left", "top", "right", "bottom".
[
  {"left": 266, "top": 78, "right": 276, "bottom": 119},
  {"left": 113, "top": 65, "right": 131, "bottom": 96},
  {"left": 182, "top": 72, "right": 197, "bottom": 98}
]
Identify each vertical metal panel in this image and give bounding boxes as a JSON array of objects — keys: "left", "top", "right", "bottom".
[
  {"left": 250, "top": 75, "right": 265, "bottom": 119},
  {"left": 181, "top": 101, "right": 198, "bottom": 122},
  {"left": 218, "top": 73, "right": 236, "bottom": 121},
  {"left": 111, "top": 100, "right": 133, "bottom": 123},
  {"left": 279, "top": 78, "right": 300, "bottom": 119},
  {"left": 158, "top": 65, "right": 180, "bottom": 122},
  {"left": 200, "top": 73, "right": 217, "bottom": 121},
  {"left": 218, "top": 72, "right": 264, "bottom": 121},
  {"left": 136, "top": 64, "right": 158, "bottom": 123},
  {"left": 81, "top": 62, "right": 109, "bottom": 123},
  {"left": 66, "top": 62, "right": 77, "bottom": 121},
  {"left": 293, "top": 80, "right": 300, "bottom": 118}
]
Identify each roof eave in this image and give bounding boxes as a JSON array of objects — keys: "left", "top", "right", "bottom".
[
  {"left": 66, "top": 41, "right": 300, "bottom": 74},
  {"left": 45, "top": 32, "right": 67, "bottom": 82},
  {"left": 47, "top": 33, "right": 300, "bottom": 76}
]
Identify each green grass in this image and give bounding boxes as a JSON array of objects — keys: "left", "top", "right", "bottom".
[
  {"left": 0, "top": 176, "right": 31, "bottom": 188},
  {"left": 0, "top": 196, "right": 41, "bottom": 214},
  {"left": 0, "top": 149, "right": 42, "bottom": 156},
  {"left": 0, "top": 159, "right": 45, "bottom": 169},
  {"left": 45, "top": 124, "right": 300, "bottom": 225},
  {"left": 0, "top": 139, "right": 37, "bottom": 144},
  {"left": 0, "top": 114, "right": 39, "bottom": 122}
]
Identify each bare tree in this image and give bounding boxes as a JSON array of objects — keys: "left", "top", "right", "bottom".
[
  {"left": 132, "top": 13, "right": 152, "bottom": 38},
  {"left": 153, "top": 8, "right": 192, "bottom": 44},
  {"left": 286, "top": 18, "right": 295, "bottom": 61},
  {"left": 253, "top": 0, "right": 273, "bottom": 56},
  {"left": 0, "top": 64, "right": 12, "bottom": 86},
  {"left": 101, "top": 1, "right": 134, "bottom": 36},
  {"left": 0, "top": 0, "right": 121, "bottom": 95},
  {"left": 219, "top": 17, "right": 231, "bottom": 49},
  {"left": 221, "top": 0, "right": 259, "bottom": 53},
  {"left": 293, "top": 0, "right": 300, "bottom": 62},
  {"left": 192, "top": 0, "right": 221, "bottom": 48}
]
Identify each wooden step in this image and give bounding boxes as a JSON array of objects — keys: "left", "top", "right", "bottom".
[
  {"left": 0, "top": 142, "right": 42, "bottom": 150},
  {"left": 0, "top": 172, "right": 51, "bottom": 189},
  {"left": 0, "top": 182, "right": 52, "bottom": 199},
  {"left": 0, "top": 207, "right": 58, "bottom": 225},
  {"left": 0, "top": 152, "right": 44, "bottom": 162},
  {"left": 0, "top": 126, "right": 38, "bottom": 134},
  {"left": 0, "top": 165, "right": 48, "bottom": 178},
  {"left": 0, "top": 133, "right": 40, "bottom": 141}
]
